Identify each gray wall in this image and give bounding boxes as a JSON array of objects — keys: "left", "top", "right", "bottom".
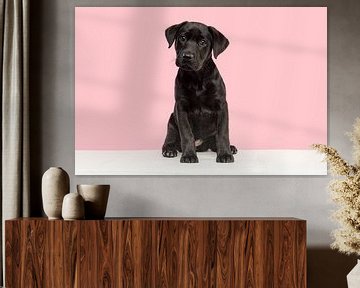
[{"left": 29, "top": 0, "right": 360, "bottom": 287}]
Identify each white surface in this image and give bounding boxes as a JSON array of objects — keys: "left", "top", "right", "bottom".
[{"left": 75, "top": 150, "right": 327, "bottom": 175}]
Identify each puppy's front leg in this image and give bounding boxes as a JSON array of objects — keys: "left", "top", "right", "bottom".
[
  {"left": 175, "top": 102, "right": 198, "bottom": 163},
  {"left": 216, "top": 103, "right": 234, "bottom": 163}
]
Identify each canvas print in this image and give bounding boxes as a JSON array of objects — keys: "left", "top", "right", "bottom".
[{"left": 75, "top": 7, "right": 327, "bottom": 175}]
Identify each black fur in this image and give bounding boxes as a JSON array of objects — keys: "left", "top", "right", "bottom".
[{"left": 162, "top": 22, "right": 237, "bottom": 163}]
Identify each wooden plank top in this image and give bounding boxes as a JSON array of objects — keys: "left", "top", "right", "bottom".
[{"left": 6, "top": 217, "right": 305, "bottom": 222}]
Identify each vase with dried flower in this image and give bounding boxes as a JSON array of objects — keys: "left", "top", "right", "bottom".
[{"left": 313, "top": 117, "right": 360, "bottom": 287}]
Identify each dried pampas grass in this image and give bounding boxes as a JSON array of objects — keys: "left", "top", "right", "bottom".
[{"left": 313, "top": 118, "right": 360, "bottom": 256}]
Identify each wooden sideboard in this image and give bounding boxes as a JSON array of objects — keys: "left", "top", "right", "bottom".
[{"left": 5, "top": 218, "right": 306, "bottom": 287}]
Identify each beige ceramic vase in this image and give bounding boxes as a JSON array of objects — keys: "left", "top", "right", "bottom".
[
  {"left": 42, "top": 167, "right": 70, "bottom": 219},
  {"left": 347, "top": 260, "right": 360, "bottom": 288},
  {"left": 62, "top": 192, "right": 85, "bottom": 220},
  {"left": 77, "top": 184, "right": 110, "bottom": 219}
]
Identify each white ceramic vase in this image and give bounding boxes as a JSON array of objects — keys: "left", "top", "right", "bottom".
[
  {"left": 42, "top": 167, "right": 70, "bottom": 219},
  {"left": 77, "top": 184, "right": 110, "bottom": 219},
  {"left": 62, "top": 192, "right": 85, "bottom": 220},
  {"left": 347, "top": 259, "right": 360, "bottom": 288}
]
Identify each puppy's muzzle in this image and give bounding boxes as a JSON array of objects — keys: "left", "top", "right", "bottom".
[
  {"left": 181, "top": 52, "right": 194, "bottom": 60},
  {"left": 176, "top": 52, "right": 198, "bottom": 70}
]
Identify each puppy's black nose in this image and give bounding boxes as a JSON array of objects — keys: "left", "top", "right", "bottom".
[{"left": 182, "top": 52, "right": 194, "bottom": 59}]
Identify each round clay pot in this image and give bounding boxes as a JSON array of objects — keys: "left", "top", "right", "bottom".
[
  {"left": 62, "top": 192, "right": 85, "bottom": 220},
  {"left": 42, "top": 167, "right": 70, "bottom": 219},
  {"left": 77, "top": 184, "right": 110, "bottom": 219}
]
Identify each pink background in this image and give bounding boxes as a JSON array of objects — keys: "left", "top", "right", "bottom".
[{"left": 75, "top": 7, "right": 327, "bottom": 150}]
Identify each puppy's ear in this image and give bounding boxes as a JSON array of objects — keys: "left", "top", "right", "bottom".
[
  {"left": 208, "top": 26, "right": 229, "bottom": 59},
  {"left": 165, "top": 21, "right": 188, "bottom": 48}
]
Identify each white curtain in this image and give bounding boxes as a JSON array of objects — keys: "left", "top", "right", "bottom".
[{"left": 0, "top": 0, "right": 30, "bottom": 284}]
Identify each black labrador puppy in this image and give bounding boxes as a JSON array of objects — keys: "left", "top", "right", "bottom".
[{"left": 162, "top": 21, "right": 237, "bottom": 163}]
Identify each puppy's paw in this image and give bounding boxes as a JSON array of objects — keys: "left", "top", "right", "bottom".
[
  {"left": 180, "top": 154, "right": 199, "bottom": 163},
  {"left": 216, "top": 153, "right": 234, "bottom": 163},
  {"left": 230, "top": 145, "right": 238, "bottom": 155},
  {"left": 162, "top": 145, "right": 178, "bottom": 158}
]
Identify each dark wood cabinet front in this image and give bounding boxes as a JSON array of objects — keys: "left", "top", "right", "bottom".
[{"left": 5, "top": 218, "right": 306, "bottom": 287}]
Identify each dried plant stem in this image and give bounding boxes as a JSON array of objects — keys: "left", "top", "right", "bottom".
[
  {"left": 350, "top": 118, "right": 360, "bottom": 166},
  {"left": 313, "top": 118, "right": 360, "bottom": 256},
  {"left": 312, "top": 144, "right": 358, "bottom": 176}
]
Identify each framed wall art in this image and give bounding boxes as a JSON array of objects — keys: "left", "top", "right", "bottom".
[{"left": 75, "top": 7, "right": 327, "bottom": 175}]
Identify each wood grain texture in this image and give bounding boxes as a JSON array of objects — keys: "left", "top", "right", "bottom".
[
  {"left": 5, "top": 218, "right": 306, "bottom": 288},
  {"left": 47, "top": 220, "right": 64, "bottom": 288}
]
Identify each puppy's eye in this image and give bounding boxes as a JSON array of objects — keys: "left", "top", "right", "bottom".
[
  {"left": 198, "top": 39, "right": 207, "bottom": 47},
  {"left": 178, "top": 35, "right": 187, "bottom": 42}
]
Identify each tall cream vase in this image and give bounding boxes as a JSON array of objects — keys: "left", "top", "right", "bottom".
[{"left": 42, "top": 167, "right": 70, "bottom": 219}]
